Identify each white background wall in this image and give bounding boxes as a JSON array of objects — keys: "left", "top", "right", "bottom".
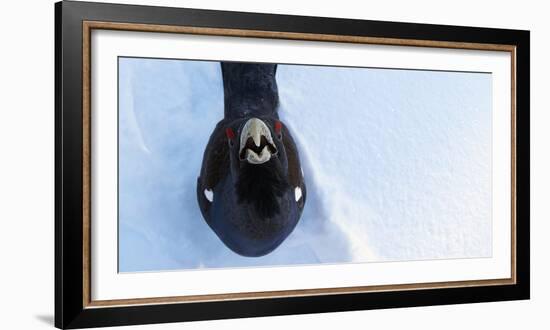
[{"left": 0, "top": 0, "right": 546, "bottom": 329}]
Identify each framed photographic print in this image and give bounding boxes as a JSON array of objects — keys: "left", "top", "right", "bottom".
[{"left": 55, "top": 0, "right": 530, "bottom": 328}]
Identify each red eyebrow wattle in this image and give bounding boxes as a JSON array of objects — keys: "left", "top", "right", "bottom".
[
  {"left": 225, "top": 127, "right": 235, "bottom": 139},
  {"left": 274, "top": 121, "right": 282, "bottom": 134}
]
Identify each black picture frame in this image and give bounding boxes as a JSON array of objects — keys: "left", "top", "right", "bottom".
[{"left": 55, "top": 0, "right": 530, "bottom": 328}]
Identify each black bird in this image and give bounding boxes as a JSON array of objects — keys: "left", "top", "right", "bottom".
[{"left": 196, "top": 62, "right": 306, "bottom": 257}]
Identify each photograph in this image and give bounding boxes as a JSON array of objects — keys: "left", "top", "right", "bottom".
[
  {"left": 50, "top": 1, "right": 531, "bottom": 328},
  {"left": 1, "top": 0, "right": 544, "bottom": 328},
  {"left": 118, "top": 57, "right": 493, "bottom": 272}
]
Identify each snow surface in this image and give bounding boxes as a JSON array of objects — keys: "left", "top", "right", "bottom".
[{"left": 118, "top": 58, "right": 492, "bottom": 272}]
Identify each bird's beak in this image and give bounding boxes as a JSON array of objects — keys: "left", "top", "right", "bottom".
[{"left": 239, "top": 118, "right": 277, "bottom": 164}]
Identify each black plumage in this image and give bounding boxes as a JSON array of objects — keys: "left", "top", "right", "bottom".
[{"left": 196, "top": 62, "right": 306, "bottom": 257}]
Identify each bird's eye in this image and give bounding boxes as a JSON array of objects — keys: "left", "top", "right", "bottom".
[
  {"left": 274, "top": 121, "right": 283, "bottom": 139},
  {"left": 225, "top": 127, "right": 235, "bottom": 146},
  {"left": 225, "top": 127, "right": 235, "bottom": 139}
]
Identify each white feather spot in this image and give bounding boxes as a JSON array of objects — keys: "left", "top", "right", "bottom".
[
  {"left": 204, "top": 189, "right": 214, "bottom": 202},
  {"left": 294, "top": 187, "right": 302, "bottom": 202}
]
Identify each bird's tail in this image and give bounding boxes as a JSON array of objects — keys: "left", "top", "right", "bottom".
[{"left": 221, "top": 62, "right": 279, "bottom": 119}]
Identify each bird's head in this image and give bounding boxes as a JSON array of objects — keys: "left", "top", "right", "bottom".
[{"left": 224, "top": 117, "right": 291, "bottom": 217}]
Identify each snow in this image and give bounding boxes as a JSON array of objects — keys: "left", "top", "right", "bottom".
[{"left": 118, "top": 57, "right": 492, "bottom": 272}]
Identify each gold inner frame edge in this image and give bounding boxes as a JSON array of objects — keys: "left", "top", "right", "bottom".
[{"left": 81, "top": 20, "right": 517, "bottom": 308}]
